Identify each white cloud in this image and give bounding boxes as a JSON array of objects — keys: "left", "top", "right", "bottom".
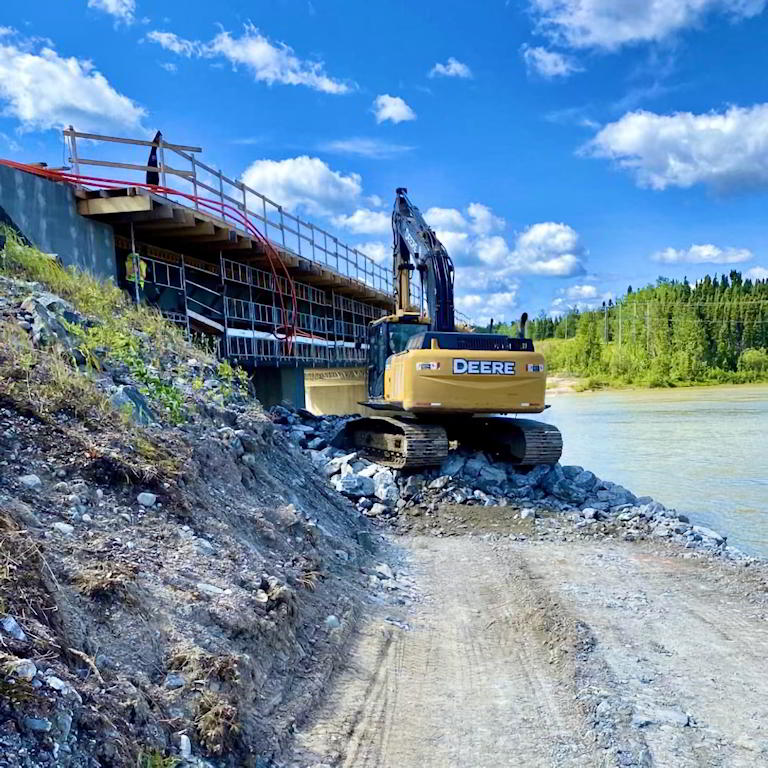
[
  {"left": 424, "top": 207, "right": 468, "bottom": 231},
  {"left": 653, "top": 244, "right": 753, "bottom": 264},
  {"left": 456, "top": 287, "right": 520, "bottom": 325},
  {"left": 88, "top": 0, "right": 135, "bottom": 24},
  {"left": 745, "top": 266, "right": 768, "bottom": 280},
  {"left": 429, "top": 57, "right": 472, "bottom": 79},
  {"left": 145, "top": 31, "right": 197, "bottom": 57},
  {"left": 511, "top": 222, "right": 586, "bottom": 275},
  {"left": 467, "top": 202, "right": 505, "bottom": 235},
  {"left": 564, "top": 283, "right": 598, "bottom": 299},
  {"left": 331, "top": 207, "right": 391, "bottom": 235},
  {"left": 373, "top": 94, "right": 416, "bottom": 124},
  {"left": 319, "top": 137, "right": 414, "bottom": 159},
  {"left": 521, "top": 45, "right": 581, "bottom": 78},
  {"left": 159, "top": 62, "right": 177, "bottom": 73},
  {"left": 0, "top": 31, "right": 145, "bottom": 133},
  {"left": 354, "top": 241, "right": 390, "bottom": 263},
  {"left": 529, "top": 0, "right": 766, "bottom": 51},
  {"left": 241, "top": 156, "right": 361, "bottom": 217},
  {"left": 587, "top": 104, "right": 768, "bottom": 191},
  {"left": 146, "top": 24, "right": 352, "bottom": 94}
]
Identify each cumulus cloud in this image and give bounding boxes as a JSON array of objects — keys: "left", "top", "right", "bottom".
[
  {"left": 564, "top": 283, "right": 598, "bottom": 299},
  {"left": 241, "top": 156, "right": 361, "bottom": 217},
  {"left": 424, "top": 207, "right": 468, "bottom": 231},
  {"left": 455, "top": 287, "right": 520, "bottom": 325},
  {"left": 354, "top": 241, "right": 390, "bottom": 263},
  {"left": 88, "top": 0, "right": 135, "bottom": 24},
  {"left": 467, "top": 202, "right": 505, "bottom": 235},
  {"left": 0, "top": 30, "right": 145, "bottom": 132},
  {"left": 319, "top": 137, "right": 414, "bottom": 159},
  {"left": 521, "top": 45, "right": 581, "bottom": 78},
  {"left": 528, "top": 0, "right": 766, "bottom": 51},
  {"left": 652, "top": 244, "right": 753, "bottom": 264},
  {"left": 511, "top": 222, "right": 586, "bottom": 275},
  {"left": 586, "top": 104, "right": 768, "bottom": 192},
  {"left": 746, "top": 266, "right": 768, "bottom": 280},
  {"left": 372, "top": 94, "right": 416, "bottom": 124},
  {"left": 429, "top": 57, "right": 473, "bottom": 79},
  {"left": 331, "top": 207, "right": 390, "bottom": 235},
  {"left": 146, "top": 24, "right": 352, "bottom": 94}
]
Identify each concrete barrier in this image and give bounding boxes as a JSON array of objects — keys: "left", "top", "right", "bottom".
[{"left": 0, "top": 165, "right": 115, "bottom": 281}]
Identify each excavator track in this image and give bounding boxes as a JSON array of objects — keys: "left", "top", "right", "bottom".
[
  {"left": 339, "top": 417, "right": 449, "bottom": 470},
  {"left": 335, "top": 416, "right": 561, "bottom": 470},
  {"left": 449, "top": 417, "right": 563, "bottom": 467}
]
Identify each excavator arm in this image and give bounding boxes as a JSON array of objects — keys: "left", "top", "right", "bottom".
[{"left": 392, "top": 187, "right": 456, "bottom": 332}]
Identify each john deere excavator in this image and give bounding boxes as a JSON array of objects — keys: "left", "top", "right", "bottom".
[{"left": 338, "top": 188, "right": 562, "bottom": 470}]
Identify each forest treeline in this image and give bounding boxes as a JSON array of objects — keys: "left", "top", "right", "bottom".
[{"left": 481, "top": 270, "right": 768, "bottom": 387}]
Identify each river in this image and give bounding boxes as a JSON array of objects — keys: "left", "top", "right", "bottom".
[{"left": 537, "top": 384, "right": 768, "bottom": 557}]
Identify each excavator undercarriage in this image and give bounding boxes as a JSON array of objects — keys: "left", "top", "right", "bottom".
[{"left": 336, "top": 415, "right": 563, "bottom": 470}]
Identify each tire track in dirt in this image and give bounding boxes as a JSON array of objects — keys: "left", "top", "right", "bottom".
[{"left": 291, "top": 537, "right": 601, "bottom": 767}]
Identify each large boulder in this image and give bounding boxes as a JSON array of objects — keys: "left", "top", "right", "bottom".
[
  {"left": 110, "top": 385, "right": 155, "bottom": 425},
  {"left": 373, "top": 470, "right": 398, "bottom": 505},
  {"left": 338, "top": 474, "right": 375, "bottom": 499},
  {"left": 478, "top": 464, "right": 506, "bottom": 487},
  {"left": 440, "top": 454, "right": 466, "bottom": 477},
  {"left": 462, "top": 453, "right": 490, "bottom": 479}
]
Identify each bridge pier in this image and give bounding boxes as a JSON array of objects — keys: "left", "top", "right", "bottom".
[{"left": 251, "top": 367, "right": 307, "bottom": 409}]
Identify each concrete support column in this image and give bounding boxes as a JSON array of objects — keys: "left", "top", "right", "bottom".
[{"left": 250, "top": 366, "right": 306, "bottom": 409}]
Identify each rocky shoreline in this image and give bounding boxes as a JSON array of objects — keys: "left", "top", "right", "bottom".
[{"left": 272, "top": 406, "right": 760, "bottom": 566}]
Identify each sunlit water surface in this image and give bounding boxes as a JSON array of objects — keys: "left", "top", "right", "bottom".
[{"left": 534, "top": 385, "right": 768, "bottom": 556}]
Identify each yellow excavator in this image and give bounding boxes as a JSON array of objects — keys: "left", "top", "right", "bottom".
[{"left": 338, "top": 188, "right": 562, "bottom": 470}]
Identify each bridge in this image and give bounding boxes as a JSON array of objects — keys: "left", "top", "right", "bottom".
[{"left": 0, "top": 129, "right": 428, "bottom": 410}]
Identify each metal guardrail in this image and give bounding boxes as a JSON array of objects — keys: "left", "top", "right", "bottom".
[{"left": 63, "top": 128, "right": 402, "bottom": 299}]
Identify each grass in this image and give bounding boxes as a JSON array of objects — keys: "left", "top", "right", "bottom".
[
  {"left": 167, "top": 645, "right": 240, "bottom": 685},
  {"left": 74, "top": 561, "right": 138, "bottom": 601},
  {"left": 136, "top": 750, "right": 180, "bottom": 768},
  {"left": 0, "top": 227, "right": 215, "bottom": 424},
  {"left": 195, "top": 692, "right": 240, "bottom": 755}
]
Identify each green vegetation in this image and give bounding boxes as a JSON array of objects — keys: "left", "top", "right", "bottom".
[
  {"left": 482, "top": 271, "right": 768, "bottom": 388},
  {"left": 136, "top": 751, "right": 180, "bottom": 768},
  {"left": 1, "top": 228, "right": 204, "bottom": 422}
]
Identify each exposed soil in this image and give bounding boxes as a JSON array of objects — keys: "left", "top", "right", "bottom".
[{"left": 289, "top": 520, "right": 768, "bottom": 767}]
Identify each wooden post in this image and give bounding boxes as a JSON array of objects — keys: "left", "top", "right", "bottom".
[
  {"left": 191, "top": 154, "right": 200, "bottom": 211},
  {"left": 67, "top": 126, "right": 81, "bottom": 189},
  {"left": 158, "top": 137, "right": 167, "bottom": 190}
]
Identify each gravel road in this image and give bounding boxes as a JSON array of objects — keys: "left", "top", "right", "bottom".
[{"left": 291, "top": 534, "right": 768, "bottom": 768}]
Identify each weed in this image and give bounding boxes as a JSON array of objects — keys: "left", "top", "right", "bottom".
[
  {"left": 195, "top": 692, "right": 240, "bottom": 755},
  {"left": 297, "top": 570, "right": 321, "bottom": 591},
  {"left": 136, "top": 750, "right": 180, "bottom": 768},
  {"left": 74, "top": 562, "right": 138, "bottom": 601},
  {"left": 167, "top": 646, "right": 239, "bottom": 684}
]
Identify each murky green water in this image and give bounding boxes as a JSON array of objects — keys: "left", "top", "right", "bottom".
[{"left": 536, "top": 384, "right": 768, "bottom": 557}]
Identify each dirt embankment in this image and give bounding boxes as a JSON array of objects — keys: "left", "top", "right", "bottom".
[
  {"left": 290, "top": 511, "right": 768, "bottom": 768},
  {"left": 0, "top": 240, "right": 379, "bottom": 767}
]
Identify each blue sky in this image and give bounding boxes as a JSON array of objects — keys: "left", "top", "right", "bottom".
[{"left": 3, "top": 0, "right": 768, "bottom": 323}]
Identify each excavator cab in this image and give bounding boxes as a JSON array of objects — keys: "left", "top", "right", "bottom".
[{"left": 367, "top": 315, "right": 429, "bottom": 399}]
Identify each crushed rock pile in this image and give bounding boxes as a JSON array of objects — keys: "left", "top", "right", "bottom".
[{"left": 274, "top": 406, "right": 756, "bottom": 564}]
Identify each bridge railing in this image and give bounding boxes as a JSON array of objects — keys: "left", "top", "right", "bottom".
[{"left": 62, "top": 128, "right": 405, "bottom": 299}]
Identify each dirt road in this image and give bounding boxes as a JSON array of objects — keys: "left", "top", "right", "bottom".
[{"left": 291, "top": 535, "right": 768, "bottom": 768}]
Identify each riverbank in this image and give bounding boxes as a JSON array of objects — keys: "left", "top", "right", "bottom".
[{"left": 284, "top": 411, "right": 768, "bottom": 768}]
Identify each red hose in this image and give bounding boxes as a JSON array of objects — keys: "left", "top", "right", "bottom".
[{"left": 0, "top": 158, "right": 299, "bottom": 355}]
